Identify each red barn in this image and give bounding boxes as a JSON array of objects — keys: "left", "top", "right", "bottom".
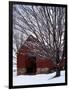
[{"left": 17, "top": 35, "right": 64, "bottom": 75}]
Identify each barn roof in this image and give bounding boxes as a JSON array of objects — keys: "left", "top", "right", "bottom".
[
  {"left": 26, "top": 35, "right": 38, "bottom": 42},
  {"left": 17, "top": 35, "right": 50, "bottom": 58}
]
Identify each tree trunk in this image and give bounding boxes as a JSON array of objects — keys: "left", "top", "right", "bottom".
[
  {"left": 55, "top": 48, "right": 60, "bottom": 77},
  {"left": 56, "top": 65, "right": 60, "bottom": 77}
]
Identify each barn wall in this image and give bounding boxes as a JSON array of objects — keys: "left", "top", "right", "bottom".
[
  {"left": 36, "top": 57, "right": 56, "bottom": 74},
  {"left": 36, "top": 58, "right": 55, "bottom": 69},
  {"left": 17, "top": 53, "right": 26, "bottom": 75},
  {"left": 17, "top": 48, "right": 29, "bottom": 68},
  {"left": 17, "top": 47, "right": 30, "bottom": 75},
  {"left": 17, "top": 47, "right": 58, "bottom": 75},
  {"left": 17, "top": 53, "right": 26, "bottom": 68}
]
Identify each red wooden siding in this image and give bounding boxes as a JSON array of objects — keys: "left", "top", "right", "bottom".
[
  {"left": 17, "top": 53, "right": 26, "bottom": 68},
  {"left": 36, "top": 58, "right": 55, "bottom": 69},
  {"left": 17, "top": 47, "right": 29, "bottom": 68}
]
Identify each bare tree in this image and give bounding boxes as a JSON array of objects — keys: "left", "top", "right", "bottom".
[{"left": 13, "top": 4, "right": 66, "bottom": 77}]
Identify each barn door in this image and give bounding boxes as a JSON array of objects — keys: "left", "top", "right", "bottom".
[{"left": 27, "top": 56, "right": 36, "bottom": 74}]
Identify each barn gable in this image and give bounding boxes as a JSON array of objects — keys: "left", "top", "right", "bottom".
[{"left": 19, "top": 35, "right": 48, "bottom": 58}]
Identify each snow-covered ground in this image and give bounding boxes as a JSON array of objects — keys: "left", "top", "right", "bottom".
[{"left": 13, "top": 70, "right": 65, "bottom": 86}]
